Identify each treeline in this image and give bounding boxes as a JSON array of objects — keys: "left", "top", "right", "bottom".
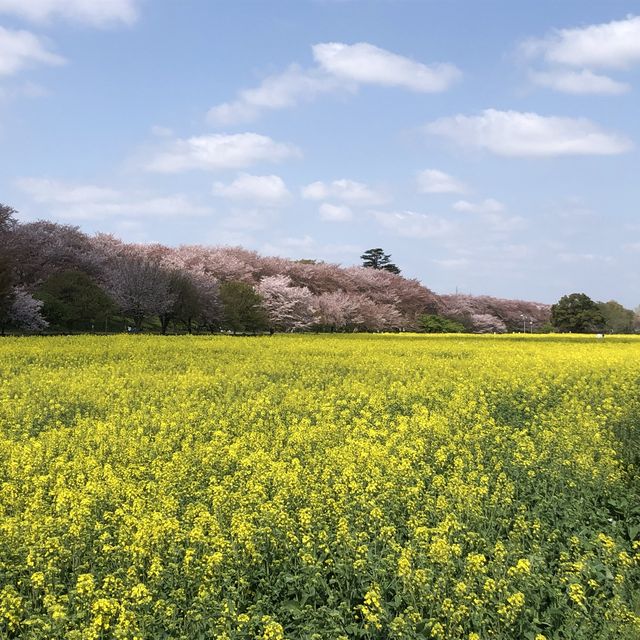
[
  {"left": 1, "top": 205, "right": 439, "bottom": 334},
  {"left": 1, "top": 204, "right": 637, "bottom": 335}
]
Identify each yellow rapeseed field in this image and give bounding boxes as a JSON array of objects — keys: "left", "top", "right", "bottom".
[{"left": 0, "top": 334, "right": 638, "bottom": 639}]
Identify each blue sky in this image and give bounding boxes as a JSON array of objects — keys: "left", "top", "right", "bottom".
[{"left": 1, "top": 1, "right": 638, "bottom": 307}]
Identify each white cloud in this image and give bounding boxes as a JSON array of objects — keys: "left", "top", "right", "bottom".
[
  {"left": 453, "top": 198, "right": 526, "bottom": 233},
  {"left": 0, "top": 26, "right": 65, "bottom": 76},
  {"left": 150, "top": 125, "right": 173, "bottom": 137},
  {"left": 220, "top": 208, "right": 276, "bottom": 232},
  {"left": 17, "top": 177, "right": 119, "bottom": 203},
  {"left": 453, "top": 198, "right": 505, "bottom": 214},
  {"left": 146, "top": 133, "right": 300, "bottom": 173},
  {"left": 0, "top": 0, "right": 139, "bottom": 27},
  {"left": 263, "top": 234, "right": 316, "bottom": 257},
  {"left": 529, "top": 69, "right": 630, "bottom": 95},
  {"left": 417, "top": 169, "right": 466, "bottom": 194},
  {"left": 16, "top": 177, "right": 211, "bottom": 220},
  {"left": 207, "top": 41, "right": 459, "bottom": 125},
  {"left": 433, "top": 258, "right": 469, "bottom": 268},
  {"left": 319, "top": 202, "right": 353, "bottom": 221},
  {"left": 212, "top": 173, "right": 291, "bottom": 204},
  {"left": 207, "top": 65, "right": 345, "bottom": 125},
  {"left": 371, "top": 210, "right": 454, "bottom": 238},
  {"left": 557, "top": 252, "right": 610, "bottom": 263},
  {"left": 0, "top": 81, "right": 48, "bottom": 101},
  {"left": 301, "top": 179, "right": 387, "bottom": 205},
  {"left": 522, "top": 15, "right": 640, "bottom": 69},
  {"left": 425, "top": 109, "right": 632, "bottom": 157},
  {"left": 312, "top": 42, "right": 461, "bottom": 92}
]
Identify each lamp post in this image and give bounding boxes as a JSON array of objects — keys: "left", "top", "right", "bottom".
[{"left": 520, "top": 313, "right": 526, "bottom": 333}]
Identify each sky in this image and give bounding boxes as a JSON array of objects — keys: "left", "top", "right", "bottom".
[{"left": 0, "top": 0, "right": 639, "bottom": 307}]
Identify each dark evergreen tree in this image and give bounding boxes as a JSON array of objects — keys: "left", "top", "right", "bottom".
[{"left": 360, "top": 248, "right": 401, "bottom": 274}]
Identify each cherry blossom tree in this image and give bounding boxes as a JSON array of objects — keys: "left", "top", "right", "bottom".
[
  {"left": 6, "top": 287, "right": 48, "bottom": 333},
  {"left": 256, "top": 275, "right": 317, "bottom": 331},
  {"left": 106, "top": 255, "right": 175, "bottom": 331},
  {"left": 315, "top": 290, "right": 363, "bottom": 331},
  {"left": 469, "top": 313, "right": 507, "bottom": 334},
  {"left": 11, "top": 221, "right": 100, "bottom": 286},
  {"left": 439, "top": 294, "right": 550, "bottom": 333}
]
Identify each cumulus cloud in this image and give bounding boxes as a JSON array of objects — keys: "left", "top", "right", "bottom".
[
  {"left": 425, "top": 109, "right": 632, "bottom": 157},
  {"left": 417, "top": 169, "right": 467, "bottom": 194},
  {"left": 0, "top": 0, "right": 139, "bottom": 27},
  {"left": 312, "top": 42, "right": 461, "bottom": 92},
  {"left": 16, "top": 177, "right": 211, "bottom": 220},
  {"left": 301, "top": 179, "right": 387, "bottom": 205},
  {"left": 146, "top": 133, "right": 300, "bottom": 173},
  {"left": 0, "top": 26, "right": 65, "bottom": 76},
  {"left": 208, "top": 41, "right": 459, "bottom": 125},
  {"left": 371, "top": 210, "right": 454, "bottom": 238},
  {"left": 212, "top": 173, "right": 291, "bottom": 204},
  {"left": 521, "top": 15, "right": 640, "bottom": 69},
  {"left": 318, "top": 202, "right": 353, "bottom": 222},
  {"left": 529, "top": 69, "right": 630, "bottom": 95}
]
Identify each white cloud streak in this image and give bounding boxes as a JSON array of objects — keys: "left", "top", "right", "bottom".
[
  {"left": 0, "top": 26, "right": 65, "bottom": 76},
  {"left": 371, "top": 210, "right": 454, "bottom": 238},
  {"left": 417, "top": 169, "right": 466, "bottom": 194},
  {"left": 453, "top": 199, "right": 505, "bottom": 214},
  {"left": 16, "top": 177, "right": 212, "bottom": 220},
  {"left": 212, "top": 173, "right": 291, "bottom": 204},
  {"left": 425, "top": 109, "right": 633, "bottom": 157},
  {"left": 312, "top": 42, "right": 461, "bottom": 92},
  {"left": 207, "top": 65, "right": 347, "bottom": 125},
  {"left": 319, "top": 202, "right": 353, "bottom": 221},
  {"left": 453, "top": 199, "right": 525, "bottom": 233},
  {"left": 208, "top": 41, "right": 460, "bottom": 125},
  {"left": 528, "top": 68, "right": 630, "bottom": 94},
  {"left": 301, "top": 179, "right": 387, "bottom": 206},
  {"left": 146, "top": 133, "right": 300, "bottom": 173},
  {"left": 0, "top": 0, "right": 139, "bottom": 27}
]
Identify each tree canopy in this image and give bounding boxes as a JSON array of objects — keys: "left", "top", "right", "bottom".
[
  {"left": 418, "top": 314, "right": 465, "bottom": 333},
  {"left": 598, "top": 300, "right": 635, "bottom": 334},
  {"left": 36, "top": 270, "right": 115, "bottom": 330},
  {"left": 219, "top": 281, "right": 268, "bottom": 334},
  {"left": 551, "top": 293, "right": 605, "bottom": 333}
]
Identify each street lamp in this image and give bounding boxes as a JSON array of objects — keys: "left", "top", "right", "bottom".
[{"left": 520, "top": 313, "right": 526, "bottom": 333}]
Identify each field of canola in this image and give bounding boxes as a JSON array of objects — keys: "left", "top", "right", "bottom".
[{"left": 0, "top": 334, "right": 639, "bottom": 640}]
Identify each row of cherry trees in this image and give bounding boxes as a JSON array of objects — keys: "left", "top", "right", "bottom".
[
  {"left": 438, "top": 293, "right": 552, "bottom": 333},
  {"left": 1, "top": 206, "right": 442, "bottom": 333},
  {"left": 1, "top": 204, "right": 557, "bottom": 334}
]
